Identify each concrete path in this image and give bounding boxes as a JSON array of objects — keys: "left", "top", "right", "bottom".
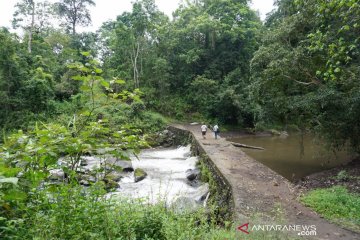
[{"left": 173, "top": 124, "right": 360, "bottom": 240}]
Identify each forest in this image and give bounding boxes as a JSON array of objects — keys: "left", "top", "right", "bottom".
[{"left": 0, "top": 0, "right": 359, "bottom": 239}]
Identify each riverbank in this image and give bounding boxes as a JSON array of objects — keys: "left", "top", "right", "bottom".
[
  {"left": 171, "top": 123, "right": 360, "bottom": 239},
  {"left": 297, "top": 159, "right": 360, "bottom": 193},
  {"left": 296, "top": 159, "right": 360, "bottom": 233}
]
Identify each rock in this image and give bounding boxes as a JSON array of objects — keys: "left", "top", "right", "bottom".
[
  {"left": 134, "top": 168, "right": 147, "bottom": 182},
  {"left": 81, "top": 174, "right": 96, "bottom": 183},
  {"left": 15, "top": 160, "right": 27, "bottom": 168},
  {"left": 80, "top": 159, "right": 88, "bottom": 166},
  {"left": 76, "top": 167, "right": 88, "bottom": 174},
  {"left": 103, "top": 179, "right": 119, "bottom": 191},
  {"left": 106, "top": 171, "right": 125, "bottom": 182},
  {"left": 190, "top": 122, "right": 199, "bottom": 125},
  {"left": 183, "top": 151, "right": 191, "bottom": 158},
  {"left": 49, "top": 169, "right": 65, "bottom": 181},
  {"left": 80, "top": 156, "right": 101, "bottom": 170},
  {"left": 106, "top": 158, "right": 134, "bottom": 172},
  {"left": 186, "top": 169, "right": 200, "bottom": 181},
  {"left": 270, "top": 129, "right": 281, "bottom": 136},
  {"left": 194, "top": 183, "right": 210, "bottom": 202},
  {"left": 79, "top": 179, "right": 90, "bottom": 186},
  {"left": 279, "top": 131, "right": 289, "bottom": 138},
  {"left": 172, "top": 197, "right": 200, "bottom": 213}
]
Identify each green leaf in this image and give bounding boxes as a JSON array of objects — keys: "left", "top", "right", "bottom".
[
  {"left": 80, "top": 85, "right": 91, "bottom": 91},
  {"left": 81, "top": 51, "right": 91, "bottom": 57},
  {"left": 100, "top": 81, "right": 110, "bottom": 88},
  {"left": 115, "top": 79, "right": 126, "bottom": 84},
  {"left": 72, "top": 75, "right": 84, "bottom": 81},
  {"left": 80, "top": 111, "right": 91, "bottom": 116},
  {"left": 94, "top": 68, "right": 103, "bottom": 74},
  {"left": 3, "top": 189, "right": 27, "bottom": 201}
]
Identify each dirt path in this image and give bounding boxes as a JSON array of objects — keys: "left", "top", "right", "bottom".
[{"left": 173, "top": 124, "right": 359, "bottom": 240}]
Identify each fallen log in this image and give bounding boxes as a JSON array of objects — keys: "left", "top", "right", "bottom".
[{"left": 230, "top": 142, "right": 265, "bottom": 150}]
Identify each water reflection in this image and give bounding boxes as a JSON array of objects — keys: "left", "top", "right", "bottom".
[{"left": 228, "top": 134, "right": 354, "bottom": 181}]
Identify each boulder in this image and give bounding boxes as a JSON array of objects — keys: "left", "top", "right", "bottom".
[
  {"left": 106, "top": 158, "right": 134, "bottom": 172},
  {"left": 103, "top": 179, "right": 119, "bottom": 191},
  {"left": 106, "top": 171, "right": 125, "bottom": 182},
  {"left": 134, "top": 168, "right": 147, "bottom": 182},
  {"left": 186, "top": 169, "right": 200, "bottom": 181},
  {"left": 76, "top": 167, "right": 88, "bottom": 174},
  {"left": 194, "top": 183, "right": 210, "bottom": 202},
  {"left": 81, "top": 174, "right": 97, "bottom": 183},
  {"left": 79, "top": 179, "right": 90, "bottom": 186},
  {"left": 171, "top": 197, "right": 200, "bottom": 213},
  {"left": 80, "top": 159, "right": 88, "bottom": 166},
  {"left": 49, "top": 169, "right": 65, "bottom": 181}
]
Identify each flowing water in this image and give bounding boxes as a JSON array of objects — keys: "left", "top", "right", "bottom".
[
  {"left": 227, "top": 134, "right": 354, "bottom": 181},
  {"left": 106, "top": 146, "right": 209, "bottom": 206}
]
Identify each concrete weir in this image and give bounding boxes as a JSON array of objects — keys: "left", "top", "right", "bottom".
[{"left": 169, "top": 124, "right": 359, "bottom": 240}]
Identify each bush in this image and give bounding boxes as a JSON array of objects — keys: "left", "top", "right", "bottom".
[
  {"left": 0, "top": 183, "right": 219, "bottom": 240},
  {"left": 1, "top": 181, "right": 297, "bottom": 240}
]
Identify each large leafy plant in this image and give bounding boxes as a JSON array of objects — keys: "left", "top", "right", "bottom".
[{"left": 0, "top": 52, "right": 147, "bottom": 220}]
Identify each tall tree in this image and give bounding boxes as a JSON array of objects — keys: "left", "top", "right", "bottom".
[
  {"left": 250, "top": 0, "right": 360, "bottom": 151},
  {"left": 12, "top": 0, "right": 53, "bottom": 53},
  {"left": 55, "top": 0, "right": 95, "bottom": 35},
  {"left": 103, "top": 0, "right": 168, "bottom": 89}
]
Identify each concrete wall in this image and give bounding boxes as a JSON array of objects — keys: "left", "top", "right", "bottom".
[{"left": 167, "top": 126, "right": 234, "bottom": 221}]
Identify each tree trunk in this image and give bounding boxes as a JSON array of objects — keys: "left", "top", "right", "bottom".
[
  {"left": 28, "top": 1, "right": 35, "bottom": 53},
  {"left": 131, "top": 41, "right": 140, "bottom": 89},
  {"left": 230, "top": 142, "right": 265, "bottom": 150}
]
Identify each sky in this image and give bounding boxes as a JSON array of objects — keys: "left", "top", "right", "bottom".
[{"left": 0, "top": 0, "right": 275, "bottom": 32}]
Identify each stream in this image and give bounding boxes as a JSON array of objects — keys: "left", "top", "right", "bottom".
[{"left": 105, "top": 145, "right": 209, "bottom": 207}]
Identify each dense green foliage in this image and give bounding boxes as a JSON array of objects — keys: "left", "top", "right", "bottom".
[
  {"left": 1, "top": 0, "right": 360, "bottom": 238},
  {"left": 301, "top": 186, "right": 360, "bottom": 232},
  {"left": 2, "top": 0, "right": 359, "bottom": 150},
  {"left": 250, "top": 0, "right": 360, "bottom": 150},
  {"left": 101, "top": 0, "right": 261, "bottom": 124},
  {"left": 0, "top": 182, "right": 296, "bottom": 240}
]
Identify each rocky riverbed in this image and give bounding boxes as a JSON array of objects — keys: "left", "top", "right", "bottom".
[
  {"left": 49, "top": 145, "right": 209, "bottom": 211},
  {"left": 106, "top": 145, "right": 209, "bottom": 210}
]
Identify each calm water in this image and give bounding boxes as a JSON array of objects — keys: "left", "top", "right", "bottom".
[{"left": 228, "top": 134, "right": 354, "bottom": 181}]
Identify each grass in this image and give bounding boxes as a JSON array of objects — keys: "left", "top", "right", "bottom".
[
  {"left": 1, "top": 182, "right": 299, "bottom": 240},
  {"left": 301, "top": 186, "right": 360, "bottom": 232}
]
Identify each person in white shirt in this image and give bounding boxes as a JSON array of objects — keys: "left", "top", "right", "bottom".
[
  {"left": 201, "top": 124, "right": 207, "bottom": 139},
  {"left": 213, "top": 124, "right": 219, "bottom": 139}
]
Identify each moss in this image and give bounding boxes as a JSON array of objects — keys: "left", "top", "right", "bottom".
[{"left": 134, "top": 168, "right": 147, "bottom": 182}]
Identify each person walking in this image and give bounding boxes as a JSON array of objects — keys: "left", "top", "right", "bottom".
[
  {"left": 201, "top": 124, "right": 207, "bottom": 139},
  {"left": 213, "top": 124, "right": 219, "bottom": 139}
]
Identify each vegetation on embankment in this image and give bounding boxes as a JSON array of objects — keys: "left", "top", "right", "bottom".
[
  {"left": 0, "top": 183, "right": 298, "bottom": 240},
  {"left": 301, "top": 186, "right": 360, "bottom": 232},
  {"left": 298, "top": 161, "right": 360, "bottom": 233}
]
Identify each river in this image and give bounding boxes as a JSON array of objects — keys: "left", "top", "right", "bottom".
[
  {"left": 227, "top": 133, "right": 354, "bottom": 181},
  {"left": 106, "top": 145, "right": 209, "bottom": 207}
]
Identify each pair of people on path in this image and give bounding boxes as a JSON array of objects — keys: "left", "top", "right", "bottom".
[{"left": 201, "top": 124, "right": 219, "bottom": 139}]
